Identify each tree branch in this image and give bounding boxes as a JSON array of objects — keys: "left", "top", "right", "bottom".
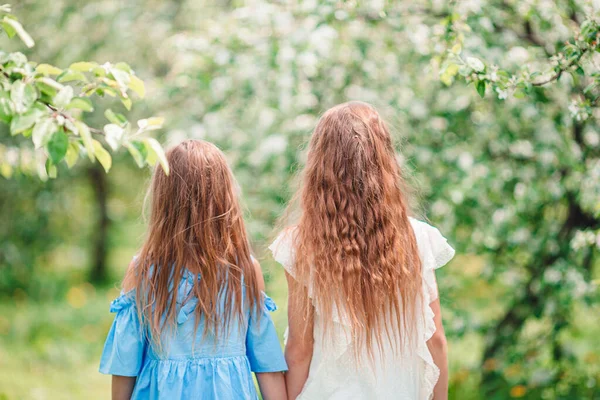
[{"left": 531, "top": 47, "right": 588, "bottom": 86}]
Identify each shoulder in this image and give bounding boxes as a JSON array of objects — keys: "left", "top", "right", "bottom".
[
  {"left": 121, "top": 255, "right": 140, "bottom": 292},
  {"left": 251, "top": 256, "right": 266, "bottom": 291}
]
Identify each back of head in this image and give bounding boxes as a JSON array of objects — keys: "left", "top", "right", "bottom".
[
  {"left": 294, "top": 101, "right": 422, "bottom": 359},
  {"left": 126, "top": 140, "right": 260, "bottom": 346}
]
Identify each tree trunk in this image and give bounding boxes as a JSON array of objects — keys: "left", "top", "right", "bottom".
[{"left": 89, "top": 164, "right": 109, "bottom": 283}]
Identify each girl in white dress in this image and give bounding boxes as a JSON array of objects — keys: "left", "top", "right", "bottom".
[{"left": 270, "top": 101, "right": 454, "bottom": 400}]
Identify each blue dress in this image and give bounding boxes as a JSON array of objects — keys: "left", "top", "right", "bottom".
[{"left": 99, "top": 269, "right": 287, "bottom": 399}]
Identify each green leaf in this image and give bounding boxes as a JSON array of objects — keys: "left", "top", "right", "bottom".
[
  {"left": 450, "top": 43, "right": 462, "bottom": 54},
  {"left": 10, "top": 106, "right": 44, "bottom": 135},
  {"left": 92, "top": 66, "right": 107, "bottom": 77},
  {"left": 32, "top": 117, "right": 56, "bottom": 149},
  {"left": 132, "top": 140, "right": 148, "bottom": 157},
  {"left": 47, "top": 163, "right": 57, "bottom": 179},
  {"left": 54, "top": 86, "right": 74, "bottom": 109},
  {"left": 0, "top": 91, "right": 14, "bottom": 123},
  {"left": 128, "top": 74, "right": 146, "bottom": 98},
  {"left": 36, "top": 64, "right": 62, "bottom": 76},
  {"left": 92, "top": 139, "right": 112, "bottom": 172},
  {"left": 69, "top": 62, "right": 97, "bottom": 72},
  {"left": 114, "top": 62, "right": 133, "bottom": 73},
  {"left": 121, "top": 97, "right": 132, "bottom": 111},
  {"left": 575, "top": 66, "right": 585, "bottom": 76},
  {"left": 143, "top": 138, "right": 169, "bottom": 175},
  {"left": 126, "top": 142, "right": 145, "bottom": 168},
  {"left": 476, "top": 80, "right": 486, "bottom": 98},
  {"left": 1, "top": 20, "right": 16, "bottom": 38},
  {"left": 2, "top": 17, "right": 34, "bottom": 48},
  {"left": 96, "top": 87, "right": 117, "bottom": 97},
  {"left": 513, "top": 90, "right": 527, "bottom": 99},
  {"left": 36, "top": 77, "right": 63, "bottom": 98},
  {"left": 74, "top": 121, "right": 95, "bottom": 161},
  {"left": 440, "top": 63, "right": 460, "bottom": 86},
  {"left": 137, "top": 117, "right": 164, "bottom": 131},
  {"left": 104, "top": 124, "right": 124, "bottom": 150},
  {"left": 104, "top": 109, "right": 127, "bottom": 126},
  {"left": 584, "top": 83, "right": 597, "bottom": 94},
  {"left": 47, "top": 130, "right": 68, "bottom": 164},
  {"left": 11, "top": 80, "right": 37, "bottom": 113},
  {"left": 36, "top": 150, "right": 48, "bottom": 181},
  {"left": 45, "top": 158, "right": 58, "bottom": 179},
  {"left": 65, "top": 97, "right": 94, "bottom": 112},
  {"left": 57, "top": 69, "right": 88, "bottom": 84},
  {"left": 65, "top": 142, "right": 79, "bottom": 168}
]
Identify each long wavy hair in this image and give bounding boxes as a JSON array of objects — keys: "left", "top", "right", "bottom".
[
  {"left": 124, "top": 140, "right": 261, "bottom": 347},
  {"left": 291, "top": 101, "right": 422, "bottom": 359}
]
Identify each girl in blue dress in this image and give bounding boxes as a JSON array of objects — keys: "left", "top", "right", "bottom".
[{"left": 99, "top": 140, "right": 287, "bottom": 400}]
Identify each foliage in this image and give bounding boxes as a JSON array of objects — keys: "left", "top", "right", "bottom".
[
  {"left": 0, "top": 4, "right": 168, "bottom": 180},
  {"left": 439, "top": 3, "right": 600, "bottom": 120},
  {"left": 426, "top": 2, "right": 600, "bottom": 395}
]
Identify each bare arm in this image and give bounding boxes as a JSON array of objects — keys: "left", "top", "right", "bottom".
[
  {"left": 112, "top": 376, "right": 136, "bottom": 400},
  {"left": 252, "top": 258, "right": 288, "bottom": 400},
  {"left": 256, "top": 372, "right": 287, "bottom": 400},
  {"left": 427, "top": 297, "right": 448, "bottom": 400},
  {"left": 284, "top": 271, "right": 314, "bottom": 400}
]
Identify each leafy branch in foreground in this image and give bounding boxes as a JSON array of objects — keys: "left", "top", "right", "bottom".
[
  {"left": 438, "top": 13, "right": 600, "bottom": 121},
  {"left": 0, "top": 4, "right": 169, "bottom": 180}
]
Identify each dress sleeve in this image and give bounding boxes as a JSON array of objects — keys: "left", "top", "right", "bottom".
[
  {"left": 245, "top": 292, "right": 288, "bottom": 373},
  {"left": 268, "top": 228, "right": 297, "bottom": 278},
  {"left": 426, "top": 225, "right": 455, "bottom": 270},
  {"left": 99, "top": 291, "right": 147, "bottom": 376},
  {"left": 421, "top": 223, "right": 455, "bottom": 302}
]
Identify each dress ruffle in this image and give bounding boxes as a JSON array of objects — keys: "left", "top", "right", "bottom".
[
  {"left": 132, "top": 355, "right": 258, "bottom": 400},
  {"left": 263, "top": 293, "right": 278, "bottom": 312},
  {"left": 109, "top": 291, "right": 135, "bottom": 313},
  {"left": 413, "top": 218, "right": 455, "bottom": 400},
  {"left": 100, "top": 291, "right": 146, "bottom": 377}
]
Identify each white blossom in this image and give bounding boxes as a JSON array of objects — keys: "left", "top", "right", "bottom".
[
  {"left": 458, "top": 152, "right": 474, "bottom": 170},
  {"left": 507, "top": 46, "right": 530, "bottom": 64},
  {"left": 544, "top": 268, "right": 562, "bottom": 284},
  {"left": 466, "top": 56, "right": 485, "bottom": 72},
  {"left": 496, "top": 87, "right": 509, "bottom": 99},
  {"left": 584, "top": 129, "right": 600, "bottom": 147}
]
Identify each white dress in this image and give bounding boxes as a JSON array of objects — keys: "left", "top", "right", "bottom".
[{"left": 269, "top": 218, "right": 455, "bottom": 400}]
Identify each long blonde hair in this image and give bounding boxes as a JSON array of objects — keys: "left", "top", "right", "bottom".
[
  {"left": 291, "top": 101, "right": 422, "bottom": 359},
  {"left": 124, "top": 140, "right": 261, "bottom": 346}
]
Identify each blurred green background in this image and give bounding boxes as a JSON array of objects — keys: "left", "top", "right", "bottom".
[{"left": 1, "top": 1, "right": 599, "bottom": 399}]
